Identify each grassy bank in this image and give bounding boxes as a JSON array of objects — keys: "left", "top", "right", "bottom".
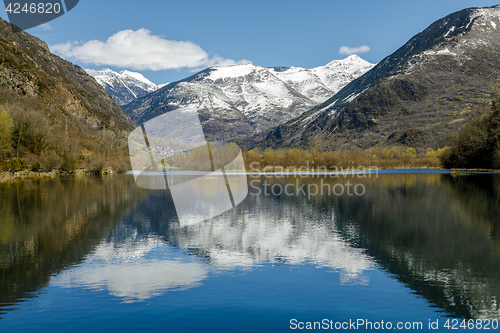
[
  {"left": 0, "top": 154, "right": 131, "bottom": 181},
  {"left": 0, "top": 168, "right": 119, "bottom": 183}
]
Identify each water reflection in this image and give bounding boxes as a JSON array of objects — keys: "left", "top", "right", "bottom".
[
  {"left": 1, "top": 173, "right": 499, "bottom": 321},
  {"left": 329, "top": 174, "right": 500, "bottom": 319},
  {"left": 0, "top": 176, "right": 146, "bottom": 317},
  {"left": 50, "top": 182, "right": 374, "bottom": 303},
  {"left": 125, "top": 182, "right": 375, "bottom": 282},
  {"left": 52, "top": 237, "right": 208, "bottom": 302}
]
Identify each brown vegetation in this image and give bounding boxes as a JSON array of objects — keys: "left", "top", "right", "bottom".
[
  {"left": 243, "top": 146, "right": 442, "bottom": 171},
  {"left": 0, "top": 17, "right": 134, "bottom": 176},
  {"left": 146, "top": 141, "right": 443, "bottom": 173},
  {"left": 0, "top": 88, "right": 131, "bottom": 174}
]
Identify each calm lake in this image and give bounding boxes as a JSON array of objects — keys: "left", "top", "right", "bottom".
[{"left": 0, "top": 172, "right": 499, "bottom": 332}]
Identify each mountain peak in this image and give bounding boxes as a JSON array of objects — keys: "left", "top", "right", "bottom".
[
  {"left": 208, "top": 63, "right": 256, "bottom": 80},
  {"left": 122, "top": 57, "right": 374, "bottom": 140},
  {"left": 322, "top": 55, "right": 374, "bottom": 68},
  {"left": 86, "top": 68, "right": 162, "bottom": 105},
  {"left": 259, "top": 5, "right": 500, "bottom": 151},
  {"left": 345, "top": 54, "right": 363, "bottom": 60},
  {"left": 119, "top": 70, "right": 156, "bottom": 86},
  {"left": 469, "top": 6, "right": 500, "bottom": 30}
]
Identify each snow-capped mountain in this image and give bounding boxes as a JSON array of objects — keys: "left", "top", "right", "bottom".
[
  {"left": 269, "top": 55, "right": 374, "bottom": 103},
  {"left": 123, "top": 55, "right": 374, "bottom": 140},
  {"left": 85, "top": 68, "right": 165, "bottom": 105},
  {"left": 261, "top": 5, "right": 500, "bottom": 150}
]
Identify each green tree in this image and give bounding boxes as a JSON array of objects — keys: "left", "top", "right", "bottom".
[
  {"left": 0, "top": 109, "right": 13, "bottom": 158},
  {"left": 441, "top": 98, "right": 500, "bottom": 169},
  {"left": 402, "top": 147, "right": 417, "bottom": 159}
]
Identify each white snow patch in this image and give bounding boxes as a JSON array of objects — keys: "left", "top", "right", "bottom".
[
  {"left": 120, "top": 70, "right": 156, "bottom": 86},
  {"left": 209, "top": 64, "right": 255, "bottom": 80},
  {"left": 444, "top": 26, "right": 455, "bottom": 37},
  {"left": 343, "top": 91, "right": 362, "bottom": 103},
  {"left": 468, "top": 7, "right": 500, "bottom": 31},
  {"left": 316, "top": 99, "right": 338, "bottom": 116},
  {"left": 85, "top": 68, "right": 162, "bottom": 94},
  {"left": 301, "top": 112, "right": 321, "bottom": 126},
  {"left": 345, "top": 92, "right": 361, "bottom": 103},
  {"left": 422, "top": 48, "right": 457, "bottom": 57}
]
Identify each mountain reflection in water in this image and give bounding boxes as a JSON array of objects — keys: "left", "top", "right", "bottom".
[{"left": 0, "top": 173, "right": 499, "bottom": 321}]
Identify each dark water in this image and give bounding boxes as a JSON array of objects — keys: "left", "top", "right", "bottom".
[{"left": 0, "top": 173, "right": 499, "bottom": 332}]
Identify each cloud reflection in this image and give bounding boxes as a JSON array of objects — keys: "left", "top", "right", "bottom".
[
  {"left": 178, "top": 214, "right": 373, "bottom": 285},
  {"left": 50, "top": 181, "right": 376, "bottom": 302},
  {"left": 51, "top": 237, "right": 208, "bottom": 302}
]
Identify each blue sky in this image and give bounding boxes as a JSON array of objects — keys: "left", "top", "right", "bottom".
[{"left": 1, "top": 0, "right": 499, "bottom": 84}]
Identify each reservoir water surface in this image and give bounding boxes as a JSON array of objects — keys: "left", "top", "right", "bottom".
[{"left": 0, "top": 172, "right": 499, "bottom": 332}]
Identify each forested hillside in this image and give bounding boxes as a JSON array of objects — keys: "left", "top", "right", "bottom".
[{"left": 0, "top": 18, "right": 134, "bottom": 173}]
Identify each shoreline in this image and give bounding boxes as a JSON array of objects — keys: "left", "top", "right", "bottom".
[
  {"left": 0, "top": 169, "right": 115, "bottom": 183},
  {"left": 2, "top": 167, "right": 499, "bottom": 183},
  {"left": 242, "top": 168, "right": 500, "bottom": 175}
]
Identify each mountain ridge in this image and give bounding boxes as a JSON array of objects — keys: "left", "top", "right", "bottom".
[
  {"left": 121, "top": 55, "right": 374, "bottom": 141},
  {"left": 258, "top": 5, "right": 500, "bottom": 150},
  {"left": 85, "top": 68, "right": 166, "bottom": 106}
]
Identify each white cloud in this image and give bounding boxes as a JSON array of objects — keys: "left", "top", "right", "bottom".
[
  {"left": 339, "top": 45, "right": 371, "bottom": 55},
  {"left": 50, "top": 28, "right": 250, "bottom": 71}
]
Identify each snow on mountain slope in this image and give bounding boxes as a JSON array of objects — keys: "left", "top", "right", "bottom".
[
  {"left": 268, "top": 66, "right": 333, "bottom": 103},
  {"left": 85, "top": 68, "right": 163, "bottom": 105},
  {"left": 123, "top": 56, "right": 374, "bottom": 140},
  {"left": 208, "top": 63, "right": 255, "bottom": 80},
  {"left": 312, "top": 55, "right": 375, "bottom": 94},
  {"left": 206, "top": 65, "right": 311, "bottom": 121},
  {"left": 270, "top": 55, "right": 375, "bottom": 103},
  {"left": 260, "top": 5, "right": 500, "bottom": 150}
]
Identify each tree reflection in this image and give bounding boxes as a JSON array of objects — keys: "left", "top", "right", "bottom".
[
  {"left": 331, "top": 174, "right": 500, "bottom": 319},
  {"left": 1, "top": 173, "right": 499, "bottom": 320},
  {"left": 0, "top": 176, "right": 146, "bottom": 317},
  {"left": 121, "top": 173, "right": 500, "bottom": 318}
]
